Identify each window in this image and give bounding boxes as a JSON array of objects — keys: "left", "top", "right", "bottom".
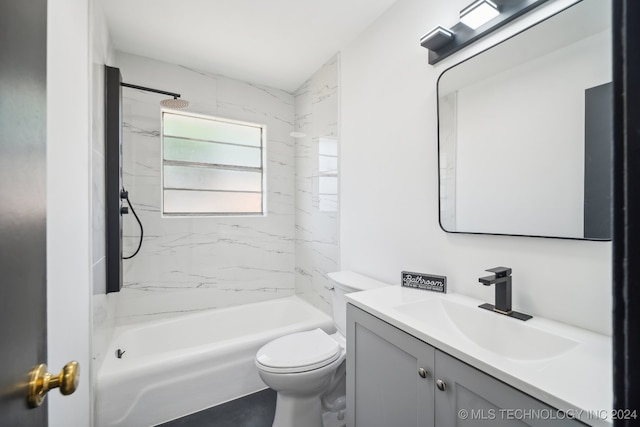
[
  {"left": 161, "top": 110, "right": 266, "bottom": 216},
  {"left": 317, "top": 138, "right": 338, "bottom": 212}
]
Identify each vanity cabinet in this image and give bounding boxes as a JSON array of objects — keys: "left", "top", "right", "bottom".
[
  {"left": 347, "top": 304, "right": 585, "bottom": 427},
  {"left": 347, "top": 304, "right": 436, "bottom": 427}
]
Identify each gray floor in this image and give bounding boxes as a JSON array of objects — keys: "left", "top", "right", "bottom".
[{"left": 158, "top": 389, "right": 276, "bottom": 427}]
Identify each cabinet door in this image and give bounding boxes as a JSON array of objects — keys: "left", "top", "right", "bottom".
[
  {"left": 347, "top": 305, "right": 435, "bottom": 427},
  {"left": 434, "top": 350, "right": 584, "bottom": 426}
]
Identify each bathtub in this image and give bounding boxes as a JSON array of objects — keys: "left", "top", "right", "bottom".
[{"left": 96, "top": 296, "right": 334, "bottom": 427}]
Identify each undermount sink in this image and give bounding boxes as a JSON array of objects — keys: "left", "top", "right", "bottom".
[{"left": 395, "top": 298, "right": 579, "bottom": 361}]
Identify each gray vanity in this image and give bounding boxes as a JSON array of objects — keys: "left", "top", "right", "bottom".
[
  {"left": 345, "top": 286, "right": 611, "bottom": 427},
  {"left": 347, "top": 304, "right": 585, "bottom": 426}
]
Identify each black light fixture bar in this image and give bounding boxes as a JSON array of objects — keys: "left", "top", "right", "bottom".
[
  {"left": 420, "top": 26, "right": 455, "bottom": 51},
  {"left": 424, "top": 0, "right": 550, "bottom": 65},
  {"left": 121, "top": 82, "right": 181, "bottom": 99}
]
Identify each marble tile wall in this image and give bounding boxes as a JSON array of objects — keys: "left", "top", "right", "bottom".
[
  {"left": 293, "top": 55, "right": 340, "bottom": 315},
  {"left": 116, "top": 52, "right": 297, "bottom": 325}
]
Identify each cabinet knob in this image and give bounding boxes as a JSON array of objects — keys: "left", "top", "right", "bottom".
[
  {"left": 436, "top": 379, "right": 446, "bottom": 391},
  {"left": 418, "top": 367, "right": 429, "bottom": 378}
]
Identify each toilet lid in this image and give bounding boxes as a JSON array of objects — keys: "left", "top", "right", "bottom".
[{"left": 256, "top": 328, "right": 341, "bottom": 373}]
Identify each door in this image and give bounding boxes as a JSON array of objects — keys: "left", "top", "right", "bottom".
[{"left": 0, "top": 1, "right": 48, "bottom": 425}]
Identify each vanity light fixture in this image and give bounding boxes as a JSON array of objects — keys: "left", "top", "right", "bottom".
[
  {"left": 420, "top": 26, "right": 455, "bottom": 51},
  {"left": 460, "top": 0, "right": 500, "bottom": 30},
  {"left": 420, "top": 0, "right": 550, "bottom": 65}
]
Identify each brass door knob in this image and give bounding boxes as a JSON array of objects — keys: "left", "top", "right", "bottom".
[{"left": 28, "top": 361, "right": 79, "bottom": 408}]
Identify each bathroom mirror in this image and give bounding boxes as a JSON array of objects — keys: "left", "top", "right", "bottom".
[{"left": 437, "top": 0, "right": 612, "bottom": 240}]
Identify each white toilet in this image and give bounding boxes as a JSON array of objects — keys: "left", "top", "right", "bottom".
[{"left": 255, "top": 271, "right": 390, "bottom": 427}]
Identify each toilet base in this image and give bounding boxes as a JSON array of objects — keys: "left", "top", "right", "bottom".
[
  {"left": 272, "top": 393, "right": 323, "bottom": 427},
  {"left": 322, "top": 409, "right": 347, "bottom": 427}
]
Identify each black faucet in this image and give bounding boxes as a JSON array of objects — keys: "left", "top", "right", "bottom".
[
  {"left": 479, "top": 267, "right": 512, "bottom": 313},
  {"left": 478, "top": 267, "right": 532, "bottom": 321}
]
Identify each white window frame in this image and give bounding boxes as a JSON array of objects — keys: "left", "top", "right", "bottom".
[{"left": 160, "top": 109, "right": 267, "bottom": 217}]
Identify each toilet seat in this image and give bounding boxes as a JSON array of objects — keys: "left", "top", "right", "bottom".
[{"left": 256, "top": 328, "right": 342, "bottom": 374}]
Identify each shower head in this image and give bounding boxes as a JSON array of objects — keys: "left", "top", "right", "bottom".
[
  {"left": 121, "top": 82, "right": 189, "bottom": 110},
  {"left": 160, "top": 97, "right": 190, "bottom": 109}
]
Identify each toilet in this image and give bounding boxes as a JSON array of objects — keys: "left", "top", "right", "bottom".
[{"left": 255, "top": 271, "right": 390, "bottom": 427}]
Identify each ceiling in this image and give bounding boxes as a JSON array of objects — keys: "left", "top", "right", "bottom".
[{"left": 100, "top": 0, "right": 399, "bottom": 93}]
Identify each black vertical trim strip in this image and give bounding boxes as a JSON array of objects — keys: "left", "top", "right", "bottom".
[
  {"left": 611, "top": 0, "right": 624, "bottom": 416},
  {"left": 105, "top": 65, "right": 123, "bottom": 293},
  {"left": 584, "top": 83, "right": 613, "bottom": 240},
  {"left": 613, "top": 0, "right": 640, "bottom": 422}
]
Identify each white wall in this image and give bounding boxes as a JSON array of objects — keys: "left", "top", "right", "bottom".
[
  {"left": 47, "top": 0, "right": 92, "bottom": 425},
  {"left": 340, "top": 0, "right": 612, "bottom": 335},
  {"left": 115, "top": 52, "right": 297, "bottom": 325}
]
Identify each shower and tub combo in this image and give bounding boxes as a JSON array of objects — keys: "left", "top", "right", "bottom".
[{"left": 98, "top": 64, "right": 357, "bottom": 426}]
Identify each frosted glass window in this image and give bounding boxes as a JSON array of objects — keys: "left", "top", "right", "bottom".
[
  {"left": 317, "top": 138, "right": 338, "bottom": 213},
  {"left": 163, "top": 137, "right": 262, "bottom": 168},
  {"left": 319, "top": 155, "right": 337, "bottom": 174},
  {"left": 164, "top": 165, "right": 262, "bottom": 192},
  {"left": 162, "top": 111, "right": 266, "bottom": 216},
  {"left": 164, "top": 113, "right": 262, "bottom": 147},
  {"left": 319, "top": 176, "right": 338, "bottom": 195},
  {"left": 319, "top": 138, "right": 338, "bottom": 156},
  {"left": 164, "top": 190, "right": 262, "bottom": 215}
]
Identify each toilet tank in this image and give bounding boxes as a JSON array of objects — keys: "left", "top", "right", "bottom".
[{"left": 327, "top": 271, "right": 391, "bottom": 335}]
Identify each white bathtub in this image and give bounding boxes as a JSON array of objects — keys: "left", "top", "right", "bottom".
[{"left": 96, "top": 296, "right": 334, "bottom": 427}]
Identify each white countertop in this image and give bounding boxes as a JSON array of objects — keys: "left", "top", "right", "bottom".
[{"left": 346, "top": 286, "right": 613, "bottom": 427}]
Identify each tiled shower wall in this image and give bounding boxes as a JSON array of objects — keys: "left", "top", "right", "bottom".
[
  {"left": 117, "top": 52, "right": 297, "bottom": 324},
  {"left": 293, "top": 56, "right": 340, "bottom": 315}
]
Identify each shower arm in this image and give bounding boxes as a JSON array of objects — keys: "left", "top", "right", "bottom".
[{"left": 120, "top": 82, "right": 182, "bottom": 99}]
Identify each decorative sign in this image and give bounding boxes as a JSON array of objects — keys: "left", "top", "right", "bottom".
[{"left": 401, "top": 271, "right": 447, "bottom": 293}]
